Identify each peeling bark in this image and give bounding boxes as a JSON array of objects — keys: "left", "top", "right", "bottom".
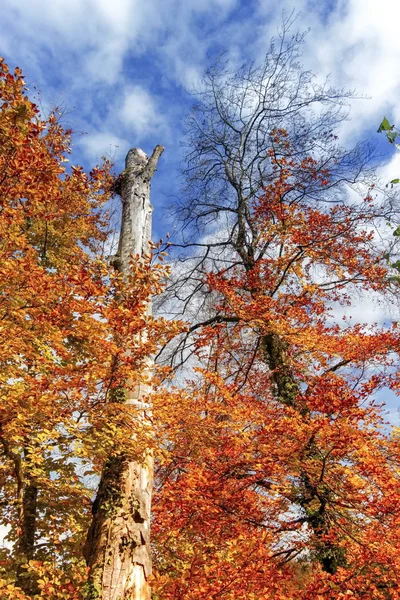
[{"left": 84, "top": 146, "right": 164, "bottom": 600}]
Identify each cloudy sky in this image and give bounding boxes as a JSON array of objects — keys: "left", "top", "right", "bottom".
[
  {"left": 2, "top": 0, "right": 400, "bottom": 237},
  {"left": 2, "top": 0, "right": 400, "bottom": 419}
]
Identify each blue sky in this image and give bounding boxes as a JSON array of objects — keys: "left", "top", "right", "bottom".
[
  {"left": 2, "top": 0, "right": 400, "bottom": 242},
  {"left": 2, "top": 0, "right": 400, "bottom": 423}
]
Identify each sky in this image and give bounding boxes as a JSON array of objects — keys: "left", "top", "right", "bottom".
[
  {"left": 2, "top": 0, "right": 400, "bottom": 240},
  {"left": 2, "top": 0, "right": 400, "bottom": 425}
]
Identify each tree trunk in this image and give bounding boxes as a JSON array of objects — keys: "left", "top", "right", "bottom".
[
  {"left": 83, "top": 146, "right": 164, "bottom": 600},
  {"left": 15, "top": 479, "right": 38, "bottom": 594},
  {"left": 0, "top": 436, "right": 39, "bottom": 593},
  {"left": 261, "top": 331, "right": 344, "bottom": 573}
]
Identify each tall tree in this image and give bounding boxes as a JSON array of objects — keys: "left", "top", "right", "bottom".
[
  {"left": 152, "top": 138, "right": 400, "bottom": 599},
  {"left": 153, "top": 21, "right": 400, "bottom": 599},
  {"left": 0, "top": 59, "right": 174, "bottom": 600},
  {"left": 83, "top": 146, "right": 164, "bottom": 600},
  {"left": 0, "top": 57, "right": 113, "bottom": 594}
]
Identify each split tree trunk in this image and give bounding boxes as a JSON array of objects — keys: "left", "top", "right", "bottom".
[{"left": 83, "top": 146, "right": 164, "bottom": 600}]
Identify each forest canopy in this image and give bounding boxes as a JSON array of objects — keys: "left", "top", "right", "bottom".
[{"left": 2, "top": 22, "right": 400, "bottom": 599}]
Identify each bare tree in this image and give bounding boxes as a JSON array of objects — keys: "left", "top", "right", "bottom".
[{"left": 158, "top": 18, "right": 396, "bottom": 360}]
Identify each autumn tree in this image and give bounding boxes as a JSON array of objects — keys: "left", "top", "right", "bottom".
[
  {"left": 0, "top": 58, "right": 112, "bottom": 594},
  {"left": 3, "top": 30, "right": 400, "bottom": 600},
  {"left": 152, "top": 23, "right": 400, "bottom": 599},
  {"left": 0, "top": 59, "right": 175, "bottom": 600}
]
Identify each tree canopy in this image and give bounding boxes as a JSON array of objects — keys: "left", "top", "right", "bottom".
[
  {"left": 2, "top": 29, "right": 400, "bottom": 600},
  {"left": 0, "top": 58, "right": 176, "bottom": 598}
]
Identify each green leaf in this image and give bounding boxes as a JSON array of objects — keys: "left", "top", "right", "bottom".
[
  {"left": 390, "top": 179, "right": 400, "bottom": 185},
  {"left": 378, "top": 116, "right": 393, "bottom": 132}
]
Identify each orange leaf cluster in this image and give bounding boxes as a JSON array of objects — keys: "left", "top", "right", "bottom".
[
  {"left": 151, "top": 140, "right": 400, "bottom": 598},
  {"left": 0, "top": 59, "right": 179, "bottom": 594}
]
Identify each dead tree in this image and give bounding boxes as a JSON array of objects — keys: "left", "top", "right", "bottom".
[{"left": 84, "top": 145, "right": 164, "bottom": 600}]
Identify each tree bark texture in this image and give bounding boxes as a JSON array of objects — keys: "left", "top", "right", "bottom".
[{"left": 84, "top": 146, "right": 164, "bottom": 600}]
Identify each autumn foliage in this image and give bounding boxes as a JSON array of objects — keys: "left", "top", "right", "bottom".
[
  {"left": 2, "top": 58, "right": 400, "bottom": 600},
  {"left": 0, "top": 59, "right": 175, "bottom": 597},
  {"left": 151, "top": 135, "right": 400, "bottom": 598}
]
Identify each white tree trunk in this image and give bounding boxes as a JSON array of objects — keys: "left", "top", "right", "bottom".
[{"left": 84, "top": 146, "right": 164, "bottom": 600}]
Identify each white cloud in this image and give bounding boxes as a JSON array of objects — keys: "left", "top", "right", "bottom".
[
  {"left": 119, "top": 86, "right": 167, "bottom": 140},
  {"left": 2, "top": 0, "right": 400, "bottom": 195},
  {"left": 329, "top": 290, "right": 393, "bottom": 327},
  {"left": 259, "top": 0, "right": 400, "bottom": 143},
  {"left": 378, "top": 150, "right": 400, "bottom": 183},
  {"left": 1, "top": 0, "right": 237, "bottom": 86},
  {"left": 84, "top": 39, "right": 128, "bottom": 85},
  {"left": 78, "top": 132, "right": 130, "bottom": 163},
  {"left": 0, "top": 0, "right": 243, "bottom": 166}
]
